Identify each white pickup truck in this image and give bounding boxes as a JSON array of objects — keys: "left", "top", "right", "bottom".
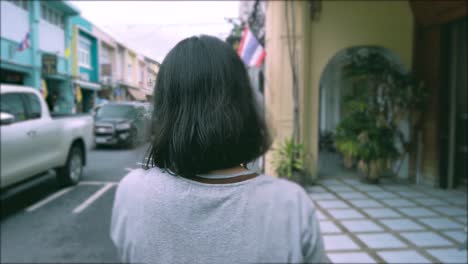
[{"left": 0, "top": 85, "right": 94, "bottom": 192}]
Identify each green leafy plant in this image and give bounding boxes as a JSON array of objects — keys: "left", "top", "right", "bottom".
[
  {"left": 334, "top": 47, "right": 427, "bottom": 183},
  {"left": 273, "top": 137, "right": 304, "bottom": 178},
  {"left": 334, "top": 111, "right": 373, "bottom": 168}
]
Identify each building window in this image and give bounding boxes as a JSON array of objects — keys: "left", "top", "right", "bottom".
[
  {"left": 101, "top": 46, "right": 111, "bottom": 64},
  {"left": 7, "top": 0, "right": 29, "bottom": 11},
  {"left": 40, "top": 3, "right": 65, "bottom": 29},
  {"left": 127, "top": 64, "right": 132, "bottom": 80},
  {"left": 139, "top": 66, "right": 144, "bottom": 83},
  {"left": 78, "top": 36, "right": 92, "bottom": 68}
]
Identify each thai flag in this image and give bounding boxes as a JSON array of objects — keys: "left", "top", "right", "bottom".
[
  {"left": 17, "top": 32, "right": 30, "bottom": 51},
  {"left": 237, "top": 26, "right": 266, "bottom": 68}
]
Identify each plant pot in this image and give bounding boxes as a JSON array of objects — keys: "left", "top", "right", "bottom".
[
  {"left": 368, "top": 160, "right": 381, "bottom": 182},
  {"left": 410, "top": 111, "right": 422, "bottom": 126},
  {"left": 343, "top": 155, "right": 354, "bottom": 169},
  {"left": 358, "top": 160, "right": 367, "bottom": 175},
  {"left": 358, "top": 160, "right": 382, "bottom": 184}
]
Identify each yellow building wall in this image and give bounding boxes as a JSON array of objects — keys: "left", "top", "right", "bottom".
[
  {"left": 127, "top": 51, "right": 137, "bottom": 86},
  {"left": 264, "top": 0, "right": 414, "bottom": 179},
  {"left": 310, "top": 0, "right": 413, "bottom": 74}
]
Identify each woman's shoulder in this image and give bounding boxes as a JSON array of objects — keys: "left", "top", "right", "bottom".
[
  {"left": 254, "top": 175, "right": 312, "bottom": 206},
  {"left": 117, "top": 167, "right": 168, "bottom": 191}
]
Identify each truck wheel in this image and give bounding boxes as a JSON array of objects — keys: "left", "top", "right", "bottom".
[{"left": 56, "top": 144, "right": 83, "bottom": 186}]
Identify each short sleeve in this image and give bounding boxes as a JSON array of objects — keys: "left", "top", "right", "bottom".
[
  {"left": 301, "top": 194, "right": 330, "bottom": 263},
  {"left": 110, "top": 169, "right": 144, "bottom": 262}
]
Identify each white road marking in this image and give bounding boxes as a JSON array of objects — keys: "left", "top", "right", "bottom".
[
  {"left": 136, "top": 162, "right": 146, "bottom": 166},
  {"left": 79, "top": 181, "right": 118, "bottom": 185},
  {"left": 72, "top": 183, "right": 115, "bottom": 214},
  {"left": 25, "top": 186, "right": 75, "bottom": 212},
  {"left": 124, "top": 168, "right": 134, "bottom": 172}
]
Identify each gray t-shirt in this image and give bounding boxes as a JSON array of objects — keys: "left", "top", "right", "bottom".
[{"left": 110, "top": 167, "right": 328, "bottom": 264}]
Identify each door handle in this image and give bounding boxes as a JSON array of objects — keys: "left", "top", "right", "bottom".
[{"left": 26, "top": 130, "right": 37, "bottom": 137}]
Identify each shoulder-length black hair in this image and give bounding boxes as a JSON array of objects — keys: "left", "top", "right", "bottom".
[{"left": 146, "top": 35, "right": 271, "bottom": 178}]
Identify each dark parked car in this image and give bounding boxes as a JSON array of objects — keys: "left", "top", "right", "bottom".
[{"left": 93, "top": 103, "right": 149, "bottom": 148}]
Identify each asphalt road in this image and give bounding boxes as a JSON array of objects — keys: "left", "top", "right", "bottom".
[{"left": 0, "top": 142, "right": 150, "bottom": 263}]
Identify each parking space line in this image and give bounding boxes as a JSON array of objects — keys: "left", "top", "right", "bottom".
[
  {"left": 136, "top": 162, "right": 145, "bottom": 166},
  {"left": 79, "top": 181, "right": 118, "bottom": 185},
  {"left": 25, "top": 186, "right": 75, "bottom": 212},
  {"left": 72, "top": 183, "right": 115, "bottom": 214}
]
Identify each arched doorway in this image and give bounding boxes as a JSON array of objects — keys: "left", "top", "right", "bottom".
[{"left": 318, "top": 46, "right": 406, "bottom": 177}]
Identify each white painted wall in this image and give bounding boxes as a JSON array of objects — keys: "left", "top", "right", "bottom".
[
  {"left": 116, "top": 49, "right": 124, "bottom": 81},
  {"left": 0, "top": 1, "right": 29, "bottom": 43},
  {"left": 39, "top": 20, "right": 65, "bottom": 56}
]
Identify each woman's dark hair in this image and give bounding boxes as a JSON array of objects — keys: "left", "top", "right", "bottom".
[{"left": 146, "top": 35, "right": 271, "bottom": 178}]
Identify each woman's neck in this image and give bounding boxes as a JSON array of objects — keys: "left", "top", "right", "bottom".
[{"left": 209, "top": 165, "right": 248, "bottom": 175}]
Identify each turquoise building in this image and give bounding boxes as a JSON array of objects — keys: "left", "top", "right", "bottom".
[
  {"left": 70, "top": 16, "right": 101, "bottom": 113},
  {"left": 0, "top": 0, "right": 80, "bottom": 113}
]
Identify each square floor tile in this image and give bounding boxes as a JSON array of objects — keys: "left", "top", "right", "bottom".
[
  {"left": 427, "top": 248, "right": 468, "bottom": 264},
  {"left": 338, "top": 192, "right": 367, "bottom": 200},
  {"left": 432, "top": 206, "right": 467, "bottom": 217},
  {"left": 382, "top": 198, "right": 417, "bottom": 207},
  {"left": 328, "top": 252, "right": 376, "bottom": 264},
  {"left": 377, "top": 250, "right": 430, "bottom": 263},
  {"left": 420, "top": 188, "right": 455, "bottom": 198},
  {"left": 455, "top": 216, "right": 467, "bottom": 225},
  {"left": 395, "top": 190, "right": 428, "bottom": 198},
  {"left": 443, "top": 230, "right": 467, "bottom": 243},
  {"left": 354, "top": 185, "right": 384, "bottom": 192},
  {"left": 328, "top": 209, "right": 365, "bottom": 220},
  {"left": 341, "top": 219, "right": 383, "bottom": 232},
  {"left": 398, "top": 207, "right": 438, "bottom": 217},
  {"left": 379, "top": 218, "right": 425, "bottom": 231},
  {"left": 316, "top": 210, "right": 328, "bottom": 220},
  {"left": 363, "top": 208, "right": 401, "bottom": 219},
  {"left": 367, "top": 191, "right": 399, "bottom": 199},
  {"left": 357, "top": 233, "right": 407, "bottom": 249},
  {"left": 309, "top": 192, "right": 337, "bottom": 200},
  {"left": 342, "top": 179, "right": 361, "bottom": 185},
  {"left": 446, "top": 198, "right": 468, "bottom": 206},
  {"left": 385, "top": 186, "right": 413, "bottom": 193},
  {"left": 327, "top": 185, "right": 355, "bottom": 192},
  {"left": 415, "top": 197, "right": 449, "bottom": 206},
  {"left": 306, "top": 186, "right": 328, "bottom": 193},
  {"left": 349, "top": 199, "right": 383, "bottom": 208},
  {"left": 323, "top": 234, "right": 360, "bottom": 250},
  {"left": 400, "top": 231, "right": 453, "bottom": 247},
  {"left": 419, "top": 217, "right": 463, "bottom": 229},
  {"left": 320, "top": 179, "right": 343, "bottom": 185},
  {"left": 319, "top": 221, "right": 342, "bottom": 234},
  {"left": 317, "top": 200, "right": 349, "bottom": 209},
  {"left": 446, "top": 200, "right": 468, "bottom": 208}
]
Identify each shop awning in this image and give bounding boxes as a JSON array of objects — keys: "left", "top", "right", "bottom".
[
  {"left": 75, "top": 80, "right": 101, "bottom": 91},
  {"left": 127, "top": 88, "right": 147, "bottom": 101}
]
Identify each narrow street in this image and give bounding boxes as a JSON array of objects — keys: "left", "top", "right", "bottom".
[{"left": 0, "top": 143, "right": 150, "bottom": 263}]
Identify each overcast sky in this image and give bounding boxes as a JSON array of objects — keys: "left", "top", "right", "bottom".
[{"left": 69, "top": 1, "right": 240, "bottom": 62}]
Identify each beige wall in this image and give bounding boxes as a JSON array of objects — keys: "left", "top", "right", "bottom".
[{"left": 265, "top": 0, "right": 414, "bottom": 179}]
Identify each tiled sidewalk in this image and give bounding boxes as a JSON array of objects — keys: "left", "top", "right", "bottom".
[{"left": 306, "top": 176, "right": 467, "bottom": 263}]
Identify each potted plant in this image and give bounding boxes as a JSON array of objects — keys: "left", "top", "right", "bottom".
[
  {"left": 334, "top": 110, "right": 372, "bottom": 169},
  {"left": 273, "top": 137, "right": 313, "bottom": 185},
  {"left": 356, "top": 125, "right": 399, "bottom": 183},
  {"left": 334, "top": 47, "right": 426, "bottom": 183}
]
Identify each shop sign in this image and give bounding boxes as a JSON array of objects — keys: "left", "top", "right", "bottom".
[{"left": 42, "top": 54, "right": 57, "bottom": 75}]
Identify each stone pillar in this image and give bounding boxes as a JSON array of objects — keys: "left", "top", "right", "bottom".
[{"left": 264, "top": 1, "right": 315, "bottom": 179}]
